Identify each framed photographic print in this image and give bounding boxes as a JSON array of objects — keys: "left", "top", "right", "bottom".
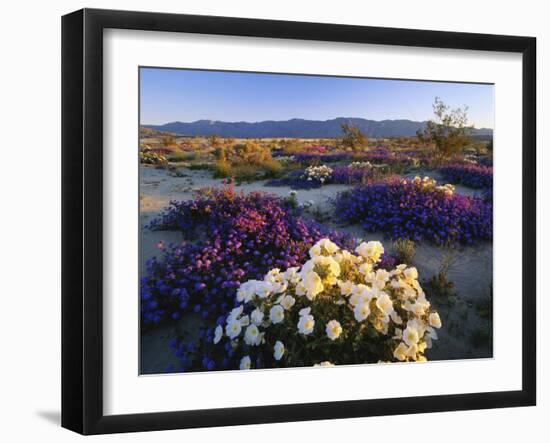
[{"left": 62, "top": 8, "right": 536, "bottom": 435}]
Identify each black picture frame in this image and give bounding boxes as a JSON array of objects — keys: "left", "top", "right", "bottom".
[{"left": 62, "top": 8, "right": 537, "bottom": 435}]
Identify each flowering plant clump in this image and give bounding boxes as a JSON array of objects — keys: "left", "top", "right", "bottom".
[
  {"left": 333, "top": 176, "right": 492, "bottom": 246},
  {"left": 141, "top": 186, "right": 354, "bottom": 325},
  {"left": 439, "top": 163, "right": 493, "bottom": 189},
  {"left": 302, "top": 165, "right": 333, "bottom": 184},
  {"left": 349, "top": 161, "right": 372, "bottom": 169},
  {"left": 173, "top": 238, "right": 441, "bottom": 371},
  {"left": 267, "top": 163, "right": 378, "bottom": 188},
  {"left": 140, "top": 145, "right": 168, "bottom": 165},
  {"left": 331, "top": 165, "right": 375, "bottom": 185},
  {"left": 265, "top": 170, "right": 325, "bottom": 190},
  {"left": 293, "top": 152, "right": 350, "bottom": 164}
]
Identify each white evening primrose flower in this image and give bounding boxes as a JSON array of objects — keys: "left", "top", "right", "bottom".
[
  {"left": 225, "top": 319, "right": 242, "bottom": 339},
  {"left": 295, "top": 281, "right": 306, "bottom": 296},
  {"left": 236, "top": 280, "right": 257, "bottom": 303},
  {"left": 302, "top": 271, "right": 324, "bottom": 300},
  {"left": 299, "top": 307, "right": 311, "bottom": 317},
  {"left": 318, "top": 255, "right": 341, "bottom": 277},
  {"left": 236, "top": 285, "right": 251, "bottom": 303},
  {"left": 254, "top": 281, "right": 273, "bottom": 298},
  {"left": 269, "top": 305, "right": 285, "bottom": 324},
  {"left": 390, "top": 312, "right": 403, "bottom": 325},
  {"left": 403, "top": 267, "right": 419, "bottom": 281},
  {"left": 406, "top": 344, "right": 419, "bottom": 360},
  {"left": 393, "top": 342, "right": 408, "bottom": 361},
  {"left": 425, "top": 327, "right": 439, "bottom": 348},
  {"left": 250, "top": 308, "right": 264, "bottom": 326},
  {"left": 355, "top": 241, "right": 384, "bottom": 262},
  {"left": 350, "top": 284, "right": 373, "bottom": 307},
  {"left": 375, "top": 292, "right": 394, "bottom": 316},
  {"left": 244, "top": 324, "right": 261, "bottom": 346},
  {"left": 213, "top": 325, "right": 223, "bottom": 344},
  {"left": 297, "top": 314, "right": 315, "bottom": 335},
  {"left": 264, "top": 268, "right": 282, "bottom": 283},
  {"left": 228, "top": 305, "right": 244, "bottom": 321},
  {"left": 373, "top": 269, "right": 390, "bottom": 289},
  {"left": 273, "top": 341, "right": 285, "bottom": 361},
  {"left": 358, "top": 262, "right": 373, "bottom": 275},
  {"left": 280, "top": 295, "right": 296, "bottom": 310},
  {"left": 338, "top": 280, "right": 354, "bottom": 296},
  {"left": 317, "top": 238, "right": 339, "bottom": 255},
  {"left": 429, "top": 312, "right": 442, "bottom": 328},
  {"left": 309, "top": 243, "right": 322, "bottom": 258},
  {"left": 284, "top": 267, "right": 300, "bottom": 284},
  {"left": 403, "top": 325, "right": 420, "bottom": 346},
  {"left": 326, "top": 320, "right": 343, "bottom": 340},
  {"left": 314, "top": 361, "right": 335, "bottom": 367},
  {"left": 239, "top": 355, "right": 251, "bottom": 370},
  {"left": 354, "top": 301, "right": 371, "bottom": 322},
  {"left": 334, "top": 249, "right": 356, "bottom": 264}
]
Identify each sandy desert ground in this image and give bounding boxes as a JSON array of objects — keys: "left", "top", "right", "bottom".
[{"left": 139, "top": 165, "right": 493, "bottom": 373}]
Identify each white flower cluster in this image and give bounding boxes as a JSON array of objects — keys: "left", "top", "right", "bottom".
[
  {"left": 213, "top": 238, "right": 442, "bottom": 370},
  {"left": 277, "top": 155, "right": 296, "bottom": 164},
  {"left": 302, "top": 165, "right": 333, "bottom": 183},
  {"left": 349, "top": 161, "right": 372, "bottom": 169},
  {"left": 404, "top": 176, "right": 455, "bottom": 197}
]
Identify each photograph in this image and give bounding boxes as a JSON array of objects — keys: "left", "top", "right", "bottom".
[{"left": 138, "top": 67, "right": 494, "bottom": 374}]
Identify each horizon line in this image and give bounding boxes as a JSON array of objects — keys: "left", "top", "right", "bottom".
[{"left": 141, "top": 116, "right": 493, "bottom": 130}]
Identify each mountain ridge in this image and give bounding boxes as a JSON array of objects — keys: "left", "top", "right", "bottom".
[{"left": 143, "top": 117, "right": 493, "bottom": 138}]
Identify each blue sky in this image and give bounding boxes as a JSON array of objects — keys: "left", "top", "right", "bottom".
[{"left": 140, "top": 67, "right": 494, "bottom": 129}]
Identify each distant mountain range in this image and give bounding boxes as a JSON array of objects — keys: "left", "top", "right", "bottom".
[{"left": 143, "top": 117, "right": 493, "bottom": 139}]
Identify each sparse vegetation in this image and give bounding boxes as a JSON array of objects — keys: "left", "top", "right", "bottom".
[
  {"left": 416, "top": 97, "right": 473, "bottom": 160},
  {"left": 392, "top": 238, "right": 416, "bottom": 265}
]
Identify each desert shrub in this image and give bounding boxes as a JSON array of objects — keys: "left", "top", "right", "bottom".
[
  {"left": 232, "top": 164, "right": 262, "bottom": 182},
  {"left": 439, "top": 163, "right": 493, "bottom": 189},
  {"left": 213, "top": 159, "right": 232, "bottom": 178},
  {"left": 141, "top": 187, "right": 355, "bottom": 326},
  {"left": 333, "top": 176, "right": 493, "bottom": 246},
  {"left": 423, "top": 250, "right": 457, "bottom": 301},
  {"left": 261, "top": 158, "right": 283, "bottom": 177},
  {"left": 213, "top": 140, "right": 283, "bottom": 180},
  {"left": 187, "top": 162, "right": 211, "bottom": 170},
  {"left": 392, "top": 239, "right": 416, "bottom": 265},
  {"left": 168, "top": 151, "right": 196, "bottom": 163},
  {"left": 172, "top": 238, "right": 442, "bottom": 371}
]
